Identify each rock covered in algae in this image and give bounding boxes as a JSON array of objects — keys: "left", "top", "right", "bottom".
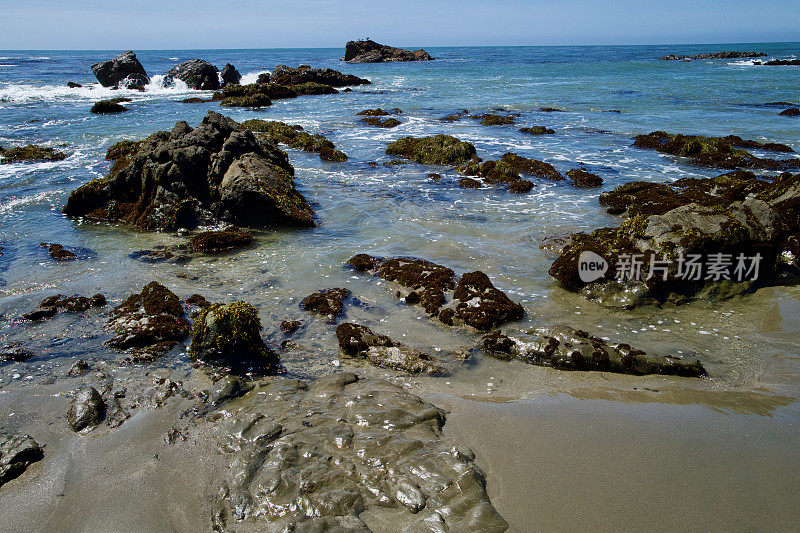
[
  {"left": 190, "top": 301, "right": 280, "bottom": 375},
  {"left": 211, "top": 373, "right": 507, "bottom": 532},
  {"left": 300, "top": 288, "right": 351, "bottom": 319},
  {"left": 0, "top": 144, "right": 67, "bottom": 164},
  {"left": 385, "top": 135, "right": 477, "bottom": 165}
]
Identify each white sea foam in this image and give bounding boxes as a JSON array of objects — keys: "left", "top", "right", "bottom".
[
  {"left": 0, "top": 190, "right": 61, "bottom": 214},
  {"left": 0, "top": 76, "right": 197, "bottom": 104},
  {"left": 240, "top": 70, "right": 271, "bottom": 85}
]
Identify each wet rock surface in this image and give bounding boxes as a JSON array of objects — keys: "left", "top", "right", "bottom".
[
  {"left": 472, "top": 113, "right": 516, "bottom": 126},
  {"left": 190, "top": 228, "right": 253, "bottom": 254},
  {"left": 519, "top": 126, "right": 555, "bottom": 135},
  {"left": 40, "top": 242, "right": 78, "bottom": 260},
  {"left": 107, "top": 281, "right": 190, "bottom": 354},
  {"left": 343, "top": 39, "right": 434, "bottom": 63},
  {"left": 90, "top": 99, "right": 129, "bottom": 114},
  {"left": 500, "top": 152, "right": 564, "bottom": 180},
  {"left": 23, "top": 293, "right": 105, "bottom": 320},
  {"left": 360, "top": 116, "right": 401, "bottom": 128},
  {"left": 91, "top": 50, "right": 149, "bottom": 87},
  {"left": 166, "top": 59, "right": 220, "bottom": 90},
  {"left": 241, "top": 119, "right": 348, "bottom": 162},
  {"left": 567, "top": 168, "right": 603, "bottom": 187},
  {"left": 386, "top": 135, "right": 477, "bottom": 165},
  {"left": 632, "top": 131, "right": 798, "bottom": 171},
  {"left": 220, "top": 63, "right": 241, "bottom": 86},
  {"left": 550, "top": 171, "right": 800, "bottom": 307},
  {"left": 64, "top": 111, "right": 315, "bottom": 230},
  {"left": 336, "top": 324, "right": 447, "bottom": 375},
  {"left": 356, "top": 108, "right": 402, "bottom": 116},
  {"left": 301, "top": 288, "right": 351, "bottom": 319},
  {"left": 212, "top": 374, "right": 506, "bottom": 532},
  {"left": 659, "top": 51, "right": 766, "bottom": 60},
  {"left": 67, "top": 386, "right": 106, "bottom": 431},
  {"left": 447, "top": 272, "right": 525, "bottom": 331},
  {"left": 482, "top": 326, "right": 706, "bottom": 377},
  {"left": 271, "top": 64, "right": 370, "bottom": 87},
  {"left": 0, "top": 343, "right": 35, "bottom": 364},
  {"left": 0, "top": 145, "right": 67, "bottom": 164},
  {"left": 0, "top": 435, "right": 43, "bottom": 487},
  {"left": 780, "top": 108, "right": 800, "bottom": 117},
  {"left": 190, "top": 301, "right": 280, "bottom": 375}
]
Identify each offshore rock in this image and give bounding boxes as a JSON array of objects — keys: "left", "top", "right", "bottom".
[
  {"left": 166, "top": 59, "right": 220, "bottom": 90},
  {"left": 482, "top": 327, "right": 706, "bottom": 377},
  {"left": 567, "top": 168, "right": 603, "bottom": 187},
  {"left": 220, "top": 63, "right": 241, "bottom": 86},
  {"left": 241, "top": 119, "right": 348, "bottom": 162},
  {"left": 336, "top": 323, "right": 447, "bottom": 375},
  {"left": 190, "top": 301, "right": 280, "bottom": 375},
  {"left": 63, "top": 112, "right": 315, "bottom": 230},
  {"left": 212, "top": 374, "right": 506, "bottom": 532},
  {"left": 270, "top": 64, "right": 370, "bottom": 87},
  {"left": 0, "top": 145, "right": 66, "bottom": 164},
  {"left": 386, "top": 135, "right": 477, "bottom": 165},
  {"left": 91, "top": 51, "right": 149, "bottom": 87},
  {"left": 659, "top": 51, "right": 766, "bottom": 60},
  {"left": 343, "top": 39, "right": 435, "bottom": 63}
]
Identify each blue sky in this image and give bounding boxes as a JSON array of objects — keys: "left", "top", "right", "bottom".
[{"left": 1, "top": 0, "right": 799, "bottom": 49}]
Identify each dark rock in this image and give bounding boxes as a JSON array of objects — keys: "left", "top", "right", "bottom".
[
  {"left": 291, "top": 82, "right": 338, "bottom": 95},
  {"left": 441, "top": 110, "right": 469, "bottom": 122},
  {"left": 190, "top": 228, "right": 253, "bottom": 254},
  {"left": 428, "top": 173, "right": 442, "bottom": 180},
  {"left": 220, "top": 63, "right": 241, "bottom": 86},
  {"left": 0, "top": 435, "right": 43, "bottom": 487},
  {"left": 166, "top": 59, "right": 219, "bottom": 90},
  {"left": 190, "top": 301, "right": 280, "bottom": 375},
  {"left": 0, "top": 343, "right": 35, "bottom": 364},
  {"left": 780, "top": 108, "right": 800, "bottom": 116},
  {"left": 500, "top": 152, "right": 564, "bottom": 180},
  {"left": 107, "top": 282, "right": 190, "bottom": 354},
  {"left": 448, "top": 271, "right": 524, "bottom": 331},
  {"left": 385, "top": 135, "right": 476, "bottom": 165},
  {"left": 659, "top": 51, "right": 766, "bottom": 60},
  {"left": 22, "top": 306, "right": 57, "bottom": 321},
  {"left": 459, "top": 177, "right": 482, "bottom": 189},
  {"left": 67, "top": 359, "right": 90, "bottom": 376},
  {"left": 270, "top": 64, "right": 370, "bottom": 87},
  {"left": 209, "top": 375, "right": 252, "bottom": 406},
  {"left": 300, "top": 288, "right": 351, "bottom": 319},
  {"left": 472, "top": 113, "right": 515, "bottom": 126},
  {"left": 40, "top": 242, "right": 77, "bottom": 260},
  {"left": 519, "top": 126, "right": 555, "bottom": 135},
  {"left": 763, "top": 59, "right": 800, "bottom": 66},
  {"left": 241, "top": 119, "right": 347, "bottom": 162},
  {"left": 91, "top": 51, "right": 149, "bottom": 87},
  {"left": 356, "top": 108, "right": 401, "bottom": 116},
  {"left": 67, "top": 81, "right": 82, "bottom": 88},
  {"left": 119, "top": 74, "right": 147, "bottom": 91},
  {"left": 106, "top": 397, "right": 131, "bottom": 428},
  {"left": 360, "top": 116, "right": 401, "bottom": 128},
  {"left": 0, "top": 145, "right": 66, "bottom": 164},
  {"left": 539, "top": 107, "right": 564, "bottom": 112},
  {"left": 482, "top": 326, "right": 706, "bottom": 377},
  {"left": 90, "top": 99, "right": 128, "bottom": 114},
  {"left": 67, "top": 386, "right": 105, "bottom": 431},
  {"left": 64, "top": 112, "right": 315, "bottom": 230},
  {"left": 129, "top": 248, "right": 176, "bottom": 263},
  {"left": 567, "top": 168, "right": 603, "bottom": 187},
  {"left": 280, "top": 320, "right": 301, "bottom": 334},
  {"left": 336, "top": 323, "right": 447, "bottom": 374},
  {"left": 179, "top": 97, "right": 210, "bottom": 103},
  {"left": 343, "top": 39, "right": 434, "bottom": 63},
  {"left": 508, "top": 179, "right": 535, "bottom": 193},
  {"left": 23, "top": 293, "right": 105, "bottom": 320}
]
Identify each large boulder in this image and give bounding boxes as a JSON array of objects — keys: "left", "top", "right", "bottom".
[
  {"left": 190, "top": 301, "right": 280, "bottom": 375},
  {"left": 63, "top": 111, "right": 315, "bottom": 230},
  {"left": 166, "top": 59, "right": 220, "bottom": 90},
  {"left": 91, "top": 51, "right": 149, "bottom": 87},
  {"left": 220, "top": 63, "right": 241, "bottom": 86},
  {"left": 343, "top": 39, "right": 435, "bottom": 63},
  {"left": 270, "top": 64, "right": 370, "bottom": 87}
]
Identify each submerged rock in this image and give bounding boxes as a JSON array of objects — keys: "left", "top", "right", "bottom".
[
  {"left": 241, "top": 119, "right": 348, "bottom": 162},
  {"left": 0, "top": 435, "right": 43, "bottom": 487},
  {"left": 220, "top": 63, "right": 241, "bottom": 86},
  {"left": 166, "top": 59, "right": 219, "bottom": 90},
  {"left": 482, "top": 327, "right": 706, "bottom": 377},
  {"left": 64, "top": 112, "right": 315, "bottom": 230},
  {"left": 385, "top": 135, "right": 477, "bottom": 165},
  {"left": 549, "top": 171, "right": 800, "bottom": 307},
  {"left": 107, "top": 282, "right": 190, "bottom": 354},
  {"left": 67, "top": 386, "right": 105, "bottom": 431},
  {"left": 300, "top": 288, "right": 351, "bottom": 319},
  {"left": 356, "top": 108, "right": 402, "bottom": 116},
  {"left": 23, "top": 293, "right": 105, "bottom": 320},
  {"left": 270, "top": 64, "right": 370, "bottom": 87},
  {"left": 0, "top": 343, "right": 35, "bottom": 364},
  {"left": 190, "top": 228, "right": 253, "bottom": 254},
  {"left": 519, "top": 126, "right": 555, "bottom": 135},
  {"left": 343, "top": 39, "right": 435, "bottom": 63},
  {"left": 336, "top": 323, "right": 447, "bottom": 375},
  {"left": 360, "top": 116, "right": 401, "bottom": 128},
  {"left": 632, "top": 131, "right": 798, "bottom": 171},
  {"left": 40, "top": 242, "right": 78, "bottom": 260},
  {"left": 190, "top": 301, "right": 280, "bottom": 375},
  {"left": 459, "top": 177, "right": 482, "bottom": 189},
  {"left": 91, "top": 51, "right": 149, "bottom": 87},
  {"left": 472, "top": 113, "right": 516, "bottom": 126},
  {"left": 0, "top": 145, "right": 66, "bottom": 164}
]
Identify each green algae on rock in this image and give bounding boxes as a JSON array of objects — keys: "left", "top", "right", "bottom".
[
  {"left": 519, "top": 126, "right": 555, "bottom": 135},
  {"left": 360, "top": 116, "right": 401, "bottom": 128},
  {"left": 0, "top": 144, "right": 67, "bottom": 164},
  {"left": 63, "top": 111, "right": 315, "bottom": 230},
  {"left": 300, "top": 288, "right": 351, "bottom": 319},
  {"left": 385, "top": 135, "right": 477, "bottom": 165},
  {"left": 241, "top": 119, "right": 348, "bottom": 162},
  {"left": 482, "top": 326, "right": 706, "bottom": 377},
  {"left": 190, "top": 228, "right": 253, "bottom": 254},
  {"left": 471, "top": 113, "right": 516, "bottom": 125},
  {"left": 190, "top": 301, "right": 280, "bottom": 375}
]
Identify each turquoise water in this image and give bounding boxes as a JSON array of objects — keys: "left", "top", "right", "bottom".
[{"left": 1, "top": 44, "right": 799, "bottom": 394}]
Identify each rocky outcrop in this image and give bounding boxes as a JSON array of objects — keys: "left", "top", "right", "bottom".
[
  {"left": 482, "top": 327, "right": 706, "bottom": 377},
  {"left": 659, "top": 51, "right": 766, "bottom": 60},
  {"left": 0, "top": 435, "right": 43, "bottom": 487},
  {"left": 190, "top": 301, "right": 280, "bottom": 375},
  {"left": 549, "top": 171, "right": 800, "bottom": 307},
  {"left": 63, "top": 112, "right": 315, "bottom": 230},
  {"left": 190, "top": 228, "right": 252, "bottom": 254},
  {"left": 166, "top": 59, "right": 219, "bottom": 90},
  {"left": 107, "top": 282, "right": 190, "bottom": 354},
  {"left": 91, "top": 51, "right": 149, "bottom": 87},
  {"left": 520, "top": 126, "right": 555, "bottom": 135},
  {"left": 336, "top": 324, "right": 447, "bottom": 375},
  {"left": 780, "top": 108, "right": 800, "bottom": 116},
  {"left": 458, "top": 157, "right": 537, "bottom": 193},
  {"left": 347, "top": 255, "right": 524, "bottom": 331},
  {"left": 356, "top": 108, "right": 402, "bottom": 116},
  {"left": 23, "top": 293, "right": 106, "bottom": 320},
  {"left": 220, "top": 63, "right": 241, "bottom": 86},
  {"left": 385, "top": 135, "right": 477, "bottom": 165},
  {"left": 301, "top": 288, "right": 351, "bottom": 319},
  {"left": 270, "top": 64, "right": 370, "bottom": 87},
  {"left": 633, "top": 131, "right": 798, "bottom": 171},
  {"left": 342, "top": 39, "right": 434, "bottom": 63},
  {"left": 764, "top": 59, "right": 800, "bottom": 66},
  {"left": 67, "top": 386, "right": 106, "bottom": 431},
  {"left": 241, "top": 119, "right": 348, "bottom": 162},
  {"left": 90, "top": 99, "right": 129, "bottom": 114},
  {"left": 567, "top": 168, "right": 603, "bottom": 187},
  {"left": 0, "top": 145, "right": 66, "bottom": 164},
  {"left": 472, "top": 113, "right": 516, "bottom": 126},
  {"left": 360, "top": 116, "right": 401, "bottom": 128},
  {"left": 500, "top": 152, "right": 564, "bottom": 180}
]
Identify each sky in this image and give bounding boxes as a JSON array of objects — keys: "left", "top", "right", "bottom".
[{"left": 1, "top": 0, "right": 799, "bottom": 50}]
